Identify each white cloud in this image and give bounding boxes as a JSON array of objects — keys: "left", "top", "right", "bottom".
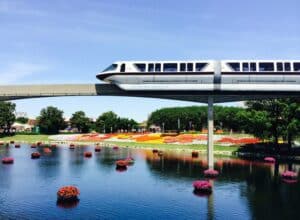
[{"left": 0, "top": 62, "right": 46, "bottom": 84}]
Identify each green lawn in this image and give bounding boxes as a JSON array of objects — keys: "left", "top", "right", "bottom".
[
  {"left": 0, "top": 134, "right": 50, "bottom": 143},
  {"left": 104, "top": 141, "right": 239, "bottom": 154}
]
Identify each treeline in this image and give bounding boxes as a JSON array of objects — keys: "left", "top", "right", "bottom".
[
  {"left": 0, "top": 102, "right": 138, "bottom": 135},
  {"left": 148, "top": 99, "right": 300, "bottom": 149}
]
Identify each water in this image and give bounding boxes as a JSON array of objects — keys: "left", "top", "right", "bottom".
[{"left": 0, "top": 144, "right": 299, "bottom": 220}]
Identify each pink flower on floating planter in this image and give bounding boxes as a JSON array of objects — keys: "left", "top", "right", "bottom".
[
  {"left": 113, "top": 146, "right": 119, "bottom": 150},
  {"left": 204, "top": 169, "right": 219, "bottom": 177},
  {"left": 95, "top": 146, "right": 101, "bottom": 152},
  {"left": 264, "top": 157, "right": 276, "bottom": 163},
  {"left": 84, "top": 152, "right": 92, "bottom": 158},
  {"left": 57, "top": 186, "right": 80, "bottom": 202},
  {"left": 193, "top": 180, "right": 212, "bottom": 194},
  {"left": 281, "top": 171, "right": 298, "bottom": 180},
  {"left": 2, "top": 157, "right": 14, "bottom": 164},
  {"left": 44, "top": 148, "right": 52, "bottom": 154},
  {"left": 31, "top": 152, "right": 41, "bottom": 159}
]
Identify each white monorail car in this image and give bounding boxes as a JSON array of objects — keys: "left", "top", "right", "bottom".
[{"left": 96, "top": 60, "right": 300, "bottom": 91}]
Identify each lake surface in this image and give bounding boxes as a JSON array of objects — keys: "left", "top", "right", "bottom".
[{"left": 0, "top": 144, "right": 299, "bottom": 220}]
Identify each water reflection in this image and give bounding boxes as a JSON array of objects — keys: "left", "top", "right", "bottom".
[{"left": 0, "top": 144, "right": 300, "bottom": 219}]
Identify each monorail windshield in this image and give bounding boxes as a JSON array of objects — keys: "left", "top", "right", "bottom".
[{"left": 103, "top": 64, "right": 118, "bottom": 72}]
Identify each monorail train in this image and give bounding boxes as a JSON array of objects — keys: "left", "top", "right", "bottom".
[{"left": 96, "top": 60, "right": 300, "bottom": 91}]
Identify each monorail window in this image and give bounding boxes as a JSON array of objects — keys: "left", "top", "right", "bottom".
[
  {"left": 155, "top": 63, "right": 161, "bottom": 72},
  {"left": 250, "top": 63, "right": 256, "bottom": 71},
  {"left": 259, "top": 62, "right": 274, "bottom": 71},
  {"left": 277, "top": 63, "right": 283, "bottom": 71},
  {"left": 120, "top": 64, "right": 126, "bottom": 72},
  {"left": 228, "top": 63, "right": 240, "bottom": 71},
  {"left": 135, "top": 64, "right": 146, "bottom": 72},
  {"left": 180, "top": 63, "right": 186, "bottom": 71},
  {"left": 187, "top": 63, "right": 193, "bottom": 71},
  {"left": 103, "top": 64, "right": 118, "bottom": 72},
  {"left": 284, "top": 62, "right": 291, "bottom": 71},
  {"left": 148, "top": 63, "right": 154, "bottom": 72},
  {"left": 294, "top": 62, "right": 300, "bottom": 71},
  {"left": 163, "top": 63, "right": 177, "bottom": 72},
  {"left": 242, "top": 63, "right": 249, "bottom": 71},
  {"left": 196, "top": 63, "right": 207, "bottom": 71}
]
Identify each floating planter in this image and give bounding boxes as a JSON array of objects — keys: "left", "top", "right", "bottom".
[
  {"left": 84, "top": 152, "right": 92, "bottom": 158},
  {"left": 264, "top": 157, "right": 276, "bottom": 163},
  {"left": 31, "top": 152, "right": 41, "bottom": 159},
  {"left": 113, "top": 146, "right": 119, "bottom": 150},
  {"left": 281, "top": 171, "right": 298, "bottom": 183},
  {"left": 2, "top": 157, "right": 14, "bottom": 164},
  {"left": 152, "top": 149, "right": 158, "bottom": 153},
  {"left": 51, "top": 144, "right": 57, "bottom": 147},
  {"left": 10, "top": 141, "right": 14, "bottom": 144},
  {"left": 116, "top": 160, "right": 128, "bottom": 169},
  {"left": 192, "top": 151, "right": 199, "bottom": 158},
  {"left": 125, "top": 157, "right": 134, "bottom": 165},
  {"left": 44, "top": 147, "right": 52, "bottom": 154},
  {"left": 15, "top": 144, "right": 21, "bottom": 148},
  {"left": 193, "top": 180, "right": 212, "bottom": 194},
  {"left": 69, "top": 144, "right": 75, "bottom": 149},
  {"left": 95, "top": 146, "right": 101, "bottom": 152},
  {"left": 37, "top": 142, "right": 42, "bottom": 146},
  {"left": 204, "top": 169, "right": 219, "bottom": 178},
  {"left": 57, "top": 186, "right": 80, "bottom": 202},
  {"left": 31, "top": 144, "right": 37, "bottom": 148}
]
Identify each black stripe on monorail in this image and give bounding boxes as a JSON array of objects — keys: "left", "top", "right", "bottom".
[
  {"left": 97, "top": 72, "right": 214, "bottom": 80},
  {"left": 222, "top": 71, "right": 300, "bottom": 75}
]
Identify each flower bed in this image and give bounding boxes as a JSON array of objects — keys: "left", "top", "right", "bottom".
[
  {"left": 57, "top": 186, "right": 80, "bottom": 202},
  {"left": 264, "top": 157, "right": 276, "bottom": 163},
  {"left": 193, "top": 180, "right": 212, "bottom": 194},
  {"left": 31, "top": 152, "right": 41, "bottom": 159},
  {"left": 2, "top": 157, "right": 14, "bottom": 164},
  {"left": 204, "top": 169, "right": 219, "bottom": 178},
  {"left": 84, "top": 152, "right": 92, "bottom": 158}
]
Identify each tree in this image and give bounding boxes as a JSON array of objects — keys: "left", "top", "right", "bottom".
[
  {"left": 37, "top": 106, "right": 66, "bottom": 134},
  {"left": 70, "top": 111, "right": 91, "bottom": 133},
  {"left": 16, "top": 116, "right": 29, "bottom": 124},
  {"left": 95, "top": 111, "right": 118, "bottom": 133},
  {"left": 0, "top": 101, "right": 16, "bottom": 134}
]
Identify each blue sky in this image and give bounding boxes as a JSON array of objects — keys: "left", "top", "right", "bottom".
[{"left": 1, "top": 0, "right": 300, "bottom": 121}]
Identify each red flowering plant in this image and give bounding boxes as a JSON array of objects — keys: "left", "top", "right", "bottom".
[
  {"left": 204, "top": 169, "right": 219, "bottom": 178},
  {"left": 264, "top": 157, "right": 276, "bottom": 163},
  {"left": 281, "top": 171, "right": 298, "bottom": 180},
  {"left": 116, "top": 160, "right": 128, "bottom": 168},
  {"left": 57, "top": 186, "right": 80, "bottom": 202},
  {"left": 31, "top": 152, "right": 41, "bottom": 159},
  {"left": 193, "top": 180, "right": 212, "bottom": 194},
  {"left": 2, "top": 157, "right": 14, "bottom": 164},
  {"left": 125, "top": 157, "right": 134, "bottom": 165},
  {"left": 84, "top": 152, "right": 92, "bottom": 158}
]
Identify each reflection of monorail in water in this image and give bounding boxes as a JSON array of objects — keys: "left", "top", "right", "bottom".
[{"left": 97, "top": 60, "right": 300, "bottom": 91}]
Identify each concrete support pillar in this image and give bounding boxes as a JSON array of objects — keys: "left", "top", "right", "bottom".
[{"left": 207, "top": 96, "right": 214, "bottom": 169}]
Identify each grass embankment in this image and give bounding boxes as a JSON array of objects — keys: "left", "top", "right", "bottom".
[
  {"left": 0, "top": 134, "right": 239, "bottom": 155},
  {"left": 0, "top": 134, "right": 50, "bottom": 143},
  {"left": 104, "top": 141, "right": 239, "bottom": 154}
]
